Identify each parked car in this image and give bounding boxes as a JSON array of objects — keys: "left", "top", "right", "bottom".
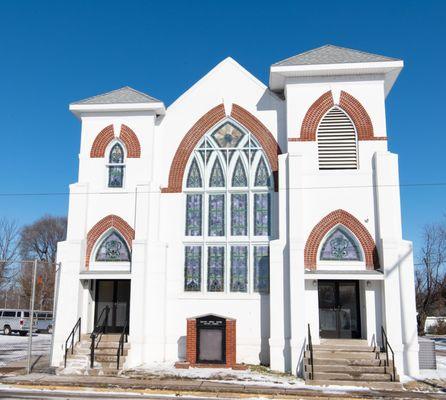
[
  {"left": 35, "top": 311, "right": 53, "bottom": 333},
  {"left": 0, "top": 309, "right": 38, "bottom": 336}
]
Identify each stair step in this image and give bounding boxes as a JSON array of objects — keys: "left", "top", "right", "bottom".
[
  {"left": 74, "top": 348, "right": 129, "bottom": 356},
  {"left": 309, "top": 357, "right": 385, "bottom": 366},
  {"left": 307, "top": 364, "right": 388, "bottom": 373},
  {"left": 306, "top": 350, "right": 380, "bottom": 359},
  {"left": 311, "top": 372, "right": 392, "bottom": 381},
  {"left": 78, "top": 341, "right": 129, "bottom": 349},
  {"left": 312, "top": 345, "right": 377, "bottom": 352},
  {"left": 81, "top": 334, "right": 123, "bottom": 341},
  {"left": 307, "top": 379, "right": 403, "bottom": 391}
]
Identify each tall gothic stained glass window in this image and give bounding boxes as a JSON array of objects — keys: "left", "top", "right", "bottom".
[
  {"left": 185, "top": 194, "right": 202, "bottom": 236},
  {"left": 95, "top": 231, "right": 130, "bottom": 262},
  {"left": 230, "top": 246, "right": 248, "bottom": 292},
  {"left": 184, "top": 246, "right": 201, "bottom": 291},
  {"left": 183, "top": 119, "right": 274, "bottom": 293},
  {"left": 320, "top": 227, "right": 362, "bottom": 261},
  {"left": 209, "top": 158, "right": 225, "bottom": 187},
  {"left": 187, "top": 159, "right": 202, "bottom": 188},
  {"left": 232, "top": 158, "right": 247, "bottom": 187},
  {"left": 254, "top": 246, "right": 269, "bottom": 293},
  {"left": 208, "top": 194, "right": 225, "bottom": 236},
  {"left": 208, "top": 246, "right": 225, "bottom": 292},
  {"left": 231, "top": 194, "right": 247, "bottom": 236},
  {"left": 108, "top": 143, "right": 125, "bottom": 188},
  {"left": 254, "top": 193, "right": 270, "bottom": 236}
]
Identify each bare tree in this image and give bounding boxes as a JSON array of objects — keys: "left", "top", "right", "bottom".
[
  {"left": 0, "top": 217, "right": 20, "bottom": 289},
  {"left": 416, "top": 223, "right": 446, "bottom": 335},
  {"left": 18, "top": 215, "right": 67, "bottom": 310}
]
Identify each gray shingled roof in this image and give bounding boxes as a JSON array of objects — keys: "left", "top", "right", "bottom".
[
  {"left": 273, "top": 45, "right": 400, "bottom": 67},
  {"left": 72, "top": 86, "right": 161, "bottom": 105}
]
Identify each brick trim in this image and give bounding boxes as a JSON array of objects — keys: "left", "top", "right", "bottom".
[
  {"left": 230, "top": 104, "right": 282, "bottom": 192},
  {"left": 304, "top": 209, "right": 380, "bottom": 270},
  {"left": 225, "top": 319, "right": 236, "bottom": 367},
  {"left": 339, "top": 91, "right": 374, "bottom": 140},
  {"left": 90, "top": 125, "right": 115, "bottom": 158},
  {"left": 85, "top": 215, "right": 135, "bottom": 268},
  {"left": 120, "top": 124, "right": 141, "bottom": 158},
  {"left": 299, "top": 91, "right": 334, "bottom": 141},
  {"left": 161, "top": 104, "right": 282, "bottom": 193},
  {"left": 186, "top": 319, "right": 197, "bottom": 365}
]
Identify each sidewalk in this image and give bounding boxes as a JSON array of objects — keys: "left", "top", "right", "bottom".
[{"left": 0, "top": 372, "right": 445, "bottom": 399}]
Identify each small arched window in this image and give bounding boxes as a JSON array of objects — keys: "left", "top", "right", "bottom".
[
  {"left": 317, "top": 107, "right": 358, "bottom": 170},
  {"left": 320, "top": 227, "right": 362, "bottom": 261},
  {"left": 95, "top": 230, "right": 131, "bottom": 262},
  {"left": 108, "top": 143, "right": 125, "bottom": 188}
]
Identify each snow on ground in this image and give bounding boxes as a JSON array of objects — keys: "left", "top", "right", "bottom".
[
  {"left": 126, "top": 362, "right": 370, "bottom": 393},
  {"left": 0, "top": 333, "right": 51, "bottom": 367}
]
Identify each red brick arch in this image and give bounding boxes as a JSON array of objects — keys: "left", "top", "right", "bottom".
[
  {"left": 161, "top": 103, "right": 282, "bottom": 193},
  {"left": 120, "top": 124, "right": 141, "bottom": 158},
  {"left": 90, "top": 125, "right": 115, "bottom": 157},
  {"left": 85, "top": 215, "right": 135, "bottom": 268},
  {"left": 304, "top": 209, "right": 380, "bottom": 270},
  {"left": 295, "top": 90, "right": 379, "bottom": 142}
]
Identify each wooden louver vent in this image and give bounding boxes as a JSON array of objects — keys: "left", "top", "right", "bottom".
[{"left": 317, "top": 107, "right": 358, "bottom": 170}]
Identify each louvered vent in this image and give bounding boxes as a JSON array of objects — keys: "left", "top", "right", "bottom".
[{"left": 317, "top": 107, "right": 358, "bottom": 170}]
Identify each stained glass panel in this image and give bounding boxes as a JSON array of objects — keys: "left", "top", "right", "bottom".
[
  {"left": 185, "top": 246, "right": 201, "bottom": 291},
  {"left": 95, "top": 231, "right": 130, "bottom": 262},
  {"left": 186, "top": 158, "right": 202, "bottom": 188},
  {"left": 208, "top": 194, "right": 225, "bottom": 236},
  {"left": 254, "top": 157, "right": 270, "bottom": 186},
  {"left": 209, "top": 159, "right": 225, "bottom": 187},
  {"left": 232, "top": 158, "right": 247, "bottom": 187},
  {"left": 211, "top": 123, "right": 245, "bottom": 148},
  {"left": 254, "top": 246, "right": 269, "bottom": 293},
  {"left": 208, "top": 246, "right": 225, "bottom": 292},
  {"left": 185, "top": 194, "right": 202, "bottom": 236},
  {"left": 109, "top": 143, "right": 124, "bottom": 163},
  {"left": 230, "top": 246, "right": 247, "bottom": 292},
  {"left": 231, "top": 194, "right": 247, "bottom": 236},
  {"left": 108, "top": 166, "right": 124, "bottom": 188},
  {"left": 254, "top": 193, "right": 270, "bottom": 236},
  {"left": 320, "top": 228, "right": 362, "bottom": 261}
]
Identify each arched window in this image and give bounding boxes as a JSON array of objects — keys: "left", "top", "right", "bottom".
[
  {"left": 317, "top": 107, "right": 358, "bottom": 170},
  {"left": 95, "top": 230, "right": 131, "bottom": 262},
  {"left": 183, "top": 121, "right": 273, "bottom": 293},
  {"left": 320, "top": 227, "right": 362, "bottom": 261},
  {"left": 108, "top": 143, "right": 125, "bottom": 187}
]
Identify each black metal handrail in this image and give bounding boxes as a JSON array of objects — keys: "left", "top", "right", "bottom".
[
  {"left": 116, "top": 320, "right": 128, "bottom": 370},
  {"left": 307, "top": 324, "right": 314, "bottom": 380},
  {"left": 64, "top": 317, "right": 81, "bottom": 368},
  {"left": 381, "top": 326, "right": 397, "bottom": 382},
  {"left": 90, "top": 306, "right": 110, "bottom": 368}
]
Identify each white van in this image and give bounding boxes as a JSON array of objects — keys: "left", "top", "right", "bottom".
[
  {"left": 36, "top": 311, "right": 53, "bottom": 333},
  {"left": 0, "top": 309, "right": 38, "bottom": 336}
]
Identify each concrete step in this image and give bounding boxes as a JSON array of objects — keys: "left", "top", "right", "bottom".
[
  {"left": 74, "top": 347, "right": 129, "bottom": 356},
  {"left": 311, "top": 372, "right": 392, "bottom": 382},
  {"left": 307, "top": 379, "right": 403, "bottom": 391},
  {"left": 307, "top": 364, "right": 389, "bottom": 373},
  {"left": 96, "top": 361, "right": 125, "bottom": 369},
  {"left": 78, "top": 340, "right": 129, "bottom": 348},
  {"left": 309, "top": 357, "right": 385, "bottom": 366},
  {"left": 312, "top": 344, "right": 377, "bottom": 352},
  {"left": 95, "top": 355, "right": 124, "bottom": 362},
  {"left": 306, "top": 350, "right": 380, "bottom": 359},
  {"left": 81, "top": 334, "right": 123, "bottom": 341}
]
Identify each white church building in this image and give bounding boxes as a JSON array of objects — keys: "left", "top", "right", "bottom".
[{"left": 51, "top": 45, "right": 419, "bottom": 378}]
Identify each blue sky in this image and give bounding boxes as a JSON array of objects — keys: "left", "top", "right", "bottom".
[{"left": 0, "top": 0, "right": 444, "bottom": 258}]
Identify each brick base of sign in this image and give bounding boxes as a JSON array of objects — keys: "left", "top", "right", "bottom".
[{"left": 183, "top": 316, "right": 237, "bottom": 368}]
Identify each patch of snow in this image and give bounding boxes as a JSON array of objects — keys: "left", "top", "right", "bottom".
[{"left": 0, "top": 333, "right": 51, "bottom": 367}]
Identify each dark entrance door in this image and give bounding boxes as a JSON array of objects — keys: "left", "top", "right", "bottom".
[
  {"left": 318, "top": 280, "right": 361, "bottom": 339},
  {"left": 95, "top": 280, "right": 130, "bottom": 333},
  {"left": 196, "top": 315, "right": 226, "bottom": 364}
]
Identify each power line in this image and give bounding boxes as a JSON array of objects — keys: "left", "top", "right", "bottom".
[{"left": 1, "top": 181, "right": 446, "bottom": 197}]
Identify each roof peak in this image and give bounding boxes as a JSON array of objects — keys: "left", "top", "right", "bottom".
[
  {"left": 273, "top": 44, "right": 400, "bottom": 67},
  {"left": 71, "top": 86, "right": 162, "bottom": 105}
]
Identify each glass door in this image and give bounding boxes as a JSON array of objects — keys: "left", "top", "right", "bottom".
[
  {"left": 318, "top": 280, "right": 361, "bottom": 339},
  {"left": 95, "top": 280, "right": 130, "bottom": 333}
]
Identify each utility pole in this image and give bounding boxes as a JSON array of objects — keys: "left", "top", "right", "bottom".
[{"left": 27, "top": 260, "right": 38, "bottom": 374}]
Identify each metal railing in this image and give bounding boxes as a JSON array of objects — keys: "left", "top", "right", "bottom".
[
  {"left": 307, "top": 324, "right": 314, "bottom": 380},
  {"left": 116, "top": 320, "right": 128, "bottom": 370},
  {"left": 90, "top": 306, "right": 110, "bottom": 368},
  {"left": 381, "top": 326, "right": 397, "bottom": 382},
  {"left": 64, "top": 317, "right": 81, "bottom": 368}
]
